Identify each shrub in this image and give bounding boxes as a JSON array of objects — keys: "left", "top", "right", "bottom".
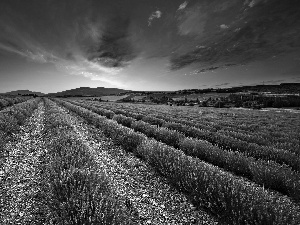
[
  {"left": 136, "top": 139, "right": 300, "bottom": 225},
  {"left": 113, "top": 114, "right": 135, "bottom": 128},
  {"left": 142, "top": 116, "right": 165, "bottom": 126},
  {"left": 0, "top": 98, "right": 39, "bottom": 136},
  {"left": 42, "top": 99, "right": 138, "bottom": 224},
  {"left": 154, "top": 127, "right": 185, "bottom": 149},
  {"left": 63, "top": 100, "right": 300, "bottom": 202}
]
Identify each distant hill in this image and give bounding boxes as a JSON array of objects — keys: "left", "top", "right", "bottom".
[
  {"left": 170, "top": 83, "right": 300, "bottom": 95},
  {"left": 224, "top": 83, "right": 300, "bottom": 94},
  {"left": 2, "top": 90, "right": 45, "bottom": 96},
  {"left": 46, "top": 87, "right": 130, "bottom": 97},
  {"left": 2, "top": 83, "right": 299, "bottom": 98}
]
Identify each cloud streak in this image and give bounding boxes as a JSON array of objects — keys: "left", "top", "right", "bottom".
[
  {"left": 220, "top": 24, "right": 229, "bottom": 29},
  {"left": 56, "top": 57, "right": 126, "bottom": 87},
  {"left": 0, "top": 39, "right": 59, "bottom": 64},
  {"left": 176, "top": 4, "right": 207, "bottom": 37},
  {"left": 0, "top": 1, "right": 140, "bottom": 88},
  {"left": 87, "top": 15, "right": 136, "bottom": 68},
  {"left": 177, "top": 1, "right": 188, "bottom": 11},
  {"left": 148, "top": 10, "right": 162, "bottom": 26}
]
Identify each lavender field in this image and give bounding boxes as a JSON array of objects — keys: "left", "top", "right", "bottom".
[{"left": 1, "top": 97, "right": 300, "bottom": 224}]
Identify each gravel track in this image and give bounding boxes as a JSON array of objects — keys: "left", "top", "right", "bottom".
[
  {"left": 57, "top": 103, "right": 221, "bottom": 225},
  {"left": 0, "top": 102, "right": 45, "bottom": 224}
]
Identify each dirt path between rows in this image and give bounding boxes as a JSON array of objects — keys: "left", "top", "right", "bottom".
[
  {"left": 57, "top": 103, "right": 221, "bottom": 225},
  {"left": 0, "top": 102, "right": 45, "bottom": 224}
]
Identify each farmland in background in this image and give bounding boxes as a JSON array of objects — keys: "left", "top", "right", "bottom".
[
  {"left": 1, "top": 97, "right": 300, "bottom": 224},
  {"left": 0, "top": 95, "right": 33, "bottom": 110},
  {"left": 93, "top": 95, "right": 130, "bottom": 102}
]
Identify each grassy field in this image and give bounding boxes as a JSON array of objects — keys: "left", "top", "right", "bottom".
[
  {"left": 67, "top": 95, "right": 130, "bottom": 102},
  {"left": 1, "top": 98, "right": 300, "bottom": 224}
]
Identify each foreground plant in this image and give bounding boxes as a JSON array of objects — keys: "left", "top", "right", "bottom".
[
  {"left": 39, "top": 98, "right": 137, "bottom": 224},
  {"left": 55, "top": 98, "right": 300, "bottom": 225}
]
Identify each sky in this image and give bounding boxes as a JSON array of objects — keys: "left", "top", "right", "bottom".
[{"left": 0, "top": 0, "right": 300, "bottom": 93}]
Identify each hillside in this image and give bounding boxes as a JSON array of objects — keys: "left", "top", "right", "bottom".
[
  {"left": 2, "top": 83, "right": 299, "bottom": 98},
  {"left": 46, "top": 87, "right": 130, "bottom": 97},
  {"left": 2, "top": 90, "right": 45, "bottom": 96}
]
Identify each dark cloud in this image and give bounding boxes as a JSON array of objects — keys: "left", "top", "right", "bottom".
[
  {"left": 170, "top": 0, "right": 300, "bottom": 72},
  {"left": 0, "top": 0, "right": 140, "bottom": 70},
  {"left": 0, "top": 38, "right": 22, "bottom": 51},
  {"left": 199, "top": 66, "right": 221, "bottom": 73},
  {"left": 65, "top": 52, "right": 76, "bottom": 61},
  {"left": 87, "top": 14, "right": 137, "bottom": 67}
]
